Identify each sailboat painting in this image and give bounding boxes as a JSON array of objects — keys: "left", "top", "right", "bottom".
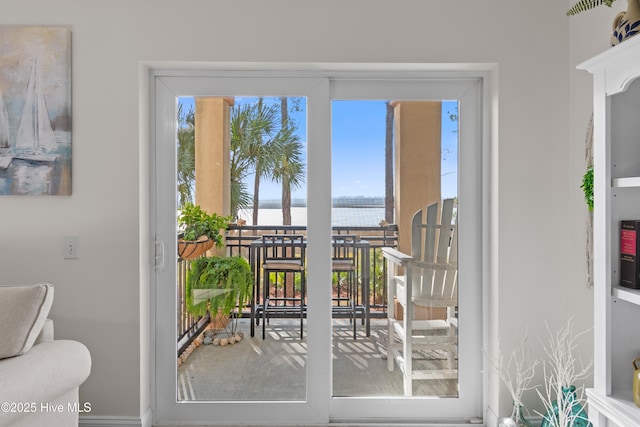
[{"left": 0, "top": 26, "right": 71, "bottom": 195}]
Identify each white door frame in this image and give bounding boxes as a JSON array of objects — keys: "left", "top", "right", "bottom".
[{"left": 149, "top": 64, "right": 490, "bottom": 426}]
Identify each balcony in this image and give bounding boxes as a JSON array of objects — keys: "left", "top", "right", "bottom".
[
  {"left": 178, "top": 223, "right": 398, "bottom": 356},
  {"left": 174, "top": 224, "right": 458, "bottom": 399}
]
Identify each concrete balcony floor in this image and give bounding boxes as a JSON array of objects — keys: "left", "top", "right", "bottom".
[{"left": 178, "top": 319, "right": 457, "bottom": 401}]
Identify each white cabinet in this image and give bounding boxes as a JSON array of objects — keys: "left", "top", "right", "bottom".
[{"left": 579, "top": 35, "right": 640, "bottom": 427}]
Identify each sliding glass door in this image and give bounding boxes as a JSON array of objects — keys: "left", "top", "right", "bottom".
[{"left": 151, "top": 70, "right": 485, "bottom": 425}]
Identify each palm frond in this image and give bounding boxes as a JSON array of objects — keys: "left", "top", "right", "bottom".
[
  {"left": 230, "top": 178, "right": 252, "bottom": 219},
  {"left": 177, "top": 103, "right": 196, "bottom": 207},
  {"left": 566, "top": 0, "right": 616, "bottom": 16}
]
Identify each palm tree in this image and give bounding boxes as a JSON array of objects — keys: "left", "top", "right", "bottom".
[
  {"left": 272, "top": 129, "right": 304, "bottom": 225},
  {"left": 250, "top": 99, "right": 281, "bottom": 225},
  {"left": 384, "top": 101, "right": 394, "bottom": 223},
  {"left": 276, "top": 97, "right": 304, "bottom": 225},
  {"left": 177, "top": 103, "right": 195, "bottom": 208},
  {"left": 180, "top": 97, "right": 304, "bottom": 223},
  {"left": 229, "top": 101, "right": 280, "bottom": 222}
]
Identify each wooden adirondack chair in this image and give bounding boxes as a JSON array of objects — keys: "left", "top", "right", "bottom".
[{"left": 381, "top": 198, "right": 458, "bottom": 396}]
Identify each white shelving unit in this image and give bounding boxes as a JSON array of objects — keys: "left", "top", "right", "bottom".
[
  {"left": 579, "top": 35, "right": 640, "bottom": 427},
  {"left": 613, "top": 177, "right": 640, "bottom": 188}
]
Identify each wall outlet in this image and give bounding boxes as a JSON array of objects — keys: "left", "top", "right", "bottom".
[{"left": 64, "top": 237, "right": 78, "bottom": 259}]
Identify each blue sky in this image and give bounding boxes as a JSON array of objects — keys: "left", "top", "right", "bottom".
[{"left": 179, "top": 97, "right": 458, "bottom": 201}]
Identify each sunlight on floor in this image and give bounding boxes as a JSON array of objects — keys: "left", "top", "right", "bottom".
[{"left": 177, "top": 319, "right": 457, "bottom": 401}]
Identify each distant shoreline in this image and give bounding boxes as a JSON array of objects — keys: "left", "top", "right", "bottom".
[
  {"left": 238, "top": 206, "right": 386, "bottom": 227},
  {"left": 258, "top": 197, "right": 385, "bottom": 209}
]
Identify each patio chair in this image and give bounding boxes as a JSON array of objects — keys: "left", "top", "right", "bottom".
[
  {"left": 381, "top": 198, "right": 458, "bottom": 396},
  {"left": 331, "top": 234, "right": 359, "bottom": 339},
  {"left": 261, "top": 234, "right": 306, "bottom": 339}
]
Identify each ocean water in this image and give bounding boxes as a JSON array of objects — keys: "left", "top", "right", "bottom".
[{"left": 238, "top": 207, "right": 387, "bottom": 227}]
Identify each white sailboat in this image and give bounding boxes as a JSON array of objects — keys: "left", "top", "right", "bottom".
[
  {"left": 0, "top": 88, "right": 9, "bottom": 149},
  {"left": 0, "top": 88, "right": 13, "bottom": 169},
  {"left": 14, "top": 58, "right": 58, "bottom": 161}
]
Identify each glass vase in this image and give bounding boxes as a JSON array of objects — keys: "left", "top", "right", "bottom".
[
  {"left": 540, "top": 385, "right": 591, "bottom": 427},
  {"left": 497, "top": 403, "right": 534, "bottom": 427}
]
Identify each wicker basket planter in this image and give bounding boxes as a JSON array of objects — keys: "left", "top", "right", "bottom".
[{"left": 178, "top": 236, "right": 215, "bottom": 260}]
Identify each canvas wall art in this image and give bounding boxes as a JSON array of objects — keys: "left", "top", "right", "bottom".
[{"left": 0, "top": 26, "right": 71, "bottom": 196}]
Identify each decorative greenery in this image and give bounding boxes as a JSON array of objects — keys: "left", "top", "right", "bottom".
[
  {"left": 566, "top": 0, "right": 616, "bottom": 16},
  {"left": 581, "top": 166, "right": 594, "bottom": 212},
  {"left": 177, "top": 104, "right": 195, "bottom": 207},
  {"left": 178, "top": 202, "right": 231, "bottom": 245},
  {"left": 185, "top": 256, "right": 252, "bottom": 320},
  {"left": 229, "top": 100, "right": 305, "bottom": 223}
]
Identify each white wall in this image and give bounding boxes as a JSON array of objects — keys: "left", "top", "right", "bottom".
[{"left": 0, "top": 0, "right": 610, "bottom": 422}]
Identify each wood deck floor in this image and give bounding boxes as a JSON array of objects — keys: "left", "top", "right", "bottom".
[{"left": 178, "top": 319, "right": 457, "bottom": 401}]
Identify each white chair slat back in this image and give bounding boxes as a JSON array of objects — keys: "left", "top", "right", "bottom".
[{"left": 411, "top": 198, "right": 457, "bottom": 304}]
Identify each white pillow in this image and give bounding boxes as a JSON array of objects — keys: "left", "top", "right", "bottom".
[{"left": 0, "top": 283, "right": 54, "bottom": 359}]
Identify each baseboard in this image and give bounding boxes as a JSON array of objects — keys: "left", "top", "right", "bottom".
[{"left": 80, "top": 406, "right": 152, "bottom": 427}]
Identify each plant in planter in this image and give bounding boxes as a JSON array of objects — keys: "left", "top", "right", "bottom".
[
  {"left": 178, "top": 202, "right": 231, "bottom": 260},
  {"left": 567, "top": 0, "right": 640, "bottom": 46},
  {"left": 567, "top": 0, "right": 616, "bottom": 16},
  {"left": 581, "top": 166, "right": 594, "bottom": 212},
  {"left": 186, "top": 255, "right": 252, "bottom": 340}
]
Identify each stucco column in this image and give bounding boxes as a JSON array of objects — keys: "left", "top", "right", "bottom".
[
  {"left": 195, "top": 97, "right": 233, "bottom": 257},
  {"left": 393, "top": 101, "right": 443, "bottom": 321},
  {"left": 194, "top": 97, "right": 233, "bottom": 217},
  {"left": 393, "top": 101, "right": 442, "bottom": 254}
]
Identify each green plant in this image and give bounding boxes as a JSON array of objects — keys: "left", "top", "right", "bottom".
[
  {"left": 185, "top": 256, "right": 252, "bottom": 321},
  {"left": 178, "top": 202, "right": 231, "bottom": 245},
  {"left": 581, "top": 166, "right": 594, "bottom": 212},
  {"left": 566, "top": 0, "right": 616, "bottom": 16},
  {"left": 177, "top": 103, "right": 195, "bottom": 207},
  {"left": 370, "top": 249, "right": 386, "bottom": 302}
]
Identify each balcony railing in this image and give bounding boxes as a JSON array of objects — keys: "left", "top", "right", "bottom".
[{"left": 177, "top": 224, "right": 398, "bottom": 354}]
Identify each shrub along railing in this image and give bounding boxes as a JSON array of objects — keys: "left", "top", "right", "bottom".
[{"left": 177, "top": 224, "right": 398, "bottom": 352}]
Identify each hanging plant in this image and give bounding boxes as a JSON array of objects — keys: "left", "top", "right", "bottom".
[
  {"left": 186, "top": 256, "right": 252, "bottom": 320},
  {"left": 178, "top": 203, "right": 232, "bottom": 260},
  {"left": 178, "top": 202, "right": 230, "bottom": 244},
  {"left": 581, "top": 166, "right": 594, "bottom": 212}
]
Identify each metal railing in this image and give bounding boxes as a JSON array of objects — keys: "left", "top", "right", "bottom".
[
  {"left": 177, "top": 224, "right": 398, "bottom": 351},
  {"left": 177, "top": 258, "right": 210, "bottom": 356}
]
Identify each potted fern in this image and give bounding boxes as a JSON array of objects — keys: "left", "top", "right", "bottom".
[
  {"left": 186, "top": 255, "right": 252, "bottom": 339},
  {"left": 178, "top": 202, "right": 231, "bottom": 260}
]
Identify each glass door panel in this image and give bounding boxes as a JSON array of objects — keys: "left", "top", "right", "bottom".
[
  {"left": 330, "top": 99, "right": 459, "bottom": 398},
  {"left": 328, "top": 78, "right": 482, "bottom": 422},
  {"left": 174, "top": 95, "right": 309, "bottom": 402},
  {"left": 155, "top": 75, "right": 331, "bottom": 426}
]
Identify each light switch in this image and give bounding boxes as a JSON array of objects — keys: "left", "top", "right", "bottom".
[{"left": 64, "top": 237, "right": 78, "bottom": 259}]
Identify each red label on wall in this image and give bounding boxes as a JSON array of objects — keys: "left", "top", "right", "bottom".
[{"left": 621, "top": 229, "right": 637, "bottom": 255}]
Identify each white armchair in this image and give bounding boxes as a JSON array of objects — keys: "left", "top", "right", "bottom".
[{"left": 0, "top": 284, "right": 91, "bottom": 427}]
